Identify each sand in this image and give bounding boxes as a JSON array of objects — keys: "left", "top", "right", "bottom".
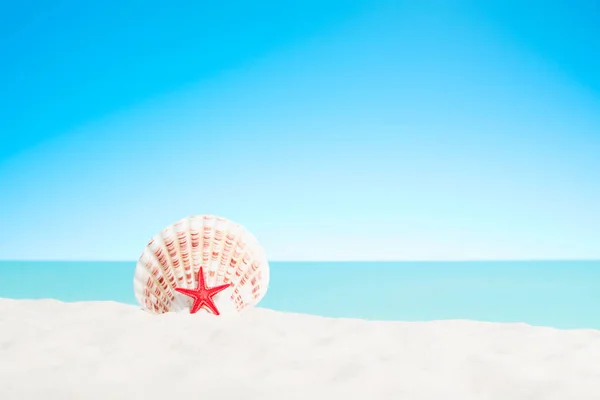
[{"left": 1, "top": 299, "right": 599, "bottom": 400}]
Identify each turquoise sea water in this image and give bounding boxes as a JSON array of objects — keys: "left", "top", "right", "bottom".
[{"left": 1, "top": 260, "right": 598, "bottom": 330}]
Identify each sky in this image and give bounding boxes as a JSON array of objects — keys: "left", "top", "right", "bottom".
[{"left": 1, "top": 0, "right": 599, "bottom": 261}]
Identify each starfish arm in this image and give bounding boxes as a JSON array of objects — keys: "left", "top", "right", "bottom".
[
  {"left": 175, "top": 287, "right": 198, "bottom": 296},
  {"left": 207, "top": 283, "right": 231, "bottom": 297},
  {"left": 202, "top": 299, "right": 221, "bottom": 316},
  {"left": 190, "top": 298, "right": 205, "bottom": 314}
]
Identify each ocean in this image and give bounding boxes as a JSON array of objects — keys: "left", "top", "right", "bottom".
[{"left": 1, "top": 260, "right": 598, "bottom": 330}]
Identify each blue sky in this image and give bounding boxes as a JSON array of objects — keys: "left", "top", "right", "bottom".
[{"left": 1, "top": 0, "right": 599, "bottom": 261}]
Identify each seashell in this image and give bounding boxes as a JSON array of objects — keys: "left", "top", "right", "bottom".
[{"left": 133, "top": 214, "right": 269, "bottom": 315}]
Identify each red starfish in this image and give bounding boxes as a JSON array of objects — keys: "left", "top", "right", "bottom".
[{"left": 175, "top": 267, "right": 231, "bottom": 315}]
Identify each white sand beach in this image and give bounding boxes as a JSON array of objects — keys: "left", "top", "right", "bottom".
[{"left": 1, "top": 298, "right": 599, "bottom": 400}]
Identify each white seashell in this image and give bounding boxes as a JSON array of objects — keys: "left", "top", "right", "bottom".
[{"left": 133, "top": 215, "right": 269, "bottom": 315}]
